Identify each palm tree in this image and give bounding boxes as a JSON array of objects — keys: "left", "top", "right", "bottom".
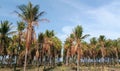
[
  {"left": 15, "top": 2, "right": 45, "bottom": 71},
  {"left": 8, "top": 35, "right": 18, "bottom": 69},
  {"left": 81, "top": 41, "right": 90, "bottom": 66},
  {"left": 98, "top": 35, "right": 106, "bottom": 60},
  {"left": 17, "top": 21, "right": 26, "bottom": 46},
  {"left": 0, "top": 20, "right": 15, "bottom": 66},
  {"left": 38, "top": 31, "right": 62, "bottom": 66},
  {"left": 98, "top": 35, "right": 106, "bottom": 66},
  {"left": 104, "top": 39, "right": 113, "bottom": 65},
  {"left": 64, "top": 34, "right": 74, "bottom": 65},
  {"left": 90, "top": 37, "right": 98, "bottom": 67},
  {"left": 64, "top": 38, "right": 71, "bottom": 65},
  {"left": 44, "top": 30, "right": 54, "bottom": 65},
  {"left": 38, "top": 33, "right": 44, "bottom": 65},
  {"left": 73, "top": 25, "right": 89, "bottom": 70},
  {"left": 111, "top": 40, "right": 119, "bottom": 65},
  {"left": 51, "top": 36, "right": 62, "bottom": 66},
  {"left": 13, "top": 21, "right": 26, "bottom": 70}
]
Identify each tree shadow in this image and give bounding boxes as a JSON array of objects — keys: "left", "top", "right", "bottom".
[{"left": 43, "top": 66, "right": 56, "bottom": 71}]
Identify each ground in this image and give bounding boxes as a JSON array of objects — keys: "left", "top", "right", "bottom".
[{"left": 0, "top": 66, "right": 120, "bottom": 71}]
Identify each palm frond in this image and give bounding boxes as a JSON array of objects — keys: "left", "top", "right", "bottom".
[{"left": 81, "top": 34, "right": 90, "bottom": 39}]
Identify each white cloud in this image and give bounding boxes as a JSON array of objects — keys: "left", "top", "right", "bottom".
[
  {"left": 58, "top": 0, "right": 120, "bottom": 42},
  {"left": 56, "top": 26, "right": 74, "bottom": 43},
  {"left": 62, "top": 26, "right": 73, "bottom": 34}
]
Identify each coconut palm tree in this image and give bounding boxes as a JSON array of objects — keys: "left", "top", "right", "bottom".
[
  {"left": 73, "top": 25, "right": 89, "bottom": 70},
  {"left": 13, "top": 21, "right": 26, "bottom": 70},
  {"left": 98, "top": 35, "right": 106, "bottom": 66},
  {"left": 81, "top": 41, "right": 90, "bottom": 66},
  {"left": 8, "top": 35, "right": 18, "bottom": 69},
  {"left": 90, "top": 37, "right": 98, "bottom": 66},
  {"left": 17, "top": 21, "right": 26, "bottom": 46},
  {"left": 0, "top": 20, "right": 15, "bottom": 66},
  {"left": 38, "top": 33, "right": 44, "bottom": 65},
  {"left": 38, "top": 31, "right": 62, "bottom": 66},
  {"left": 64, "top": 38, "right": 71, "bottom": 65},
  {"left": 15, "top": 2, "right": 45, "bottom": 71},
  {"left": 63, "top": 34, "right": 74, "bottom": 65},
  {"left": 44, "top": 30, "right": 55, "bottom": 65},
  {"left": 111, "top": 40, "right": 119, "bottom": 65},
  {"left": 51, "top": 36, "right": 62, "bottom": 66}
]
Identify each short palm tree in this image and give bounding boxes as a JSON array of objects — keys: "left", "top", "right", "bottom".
[
  {"left": 64, "top": 34, "right": 74, "bottom": 65},
  {"left": 0, "top": 20, "right": 15, "bottom": 66},
  {"left": 64, "top": 37, "right": 71, "bottom": 65},
  {"left": 73, "top": 25, "right": 89, "bottom": 70},
  {"left": 38, "top": 33, "right": 44, "bottom": 65},
  {"left": 52, "top": 36, "right": 62, "bottom": 66},
  {"left": 17, "top": 21, "right": 25, "bottom": 44},
  {"left": 90, "top": 37, "right": 98, "bottom": 66},
  {"left": 98, "top": 35, "right": 106, "bottom": 64},
  {"left": 111, "top": 40, "right": 119, "bottom": 65},
  {"left": 44, "top": 30, "right": 54, "bottom": 65}
]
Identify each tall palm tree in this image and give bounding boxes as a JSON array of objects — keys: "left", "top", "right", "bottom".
[
  {"left": 0, "top": 20, "right": 15, "bottom": 66},
  {"left": 73, "top": 25, "right": 89, "bottom": 70},
  {"left": 15, "top": 2, "right": 45, "bottom": 71}
]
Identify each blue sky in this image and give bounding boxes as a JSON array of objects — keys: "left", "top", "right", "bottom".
[{"left": 0, "top": 0, "right": 120, "bottom": 43}]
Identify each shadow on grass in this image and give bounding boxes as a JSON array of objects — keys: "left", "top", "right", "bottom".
[
  {"left": 15, "top": 69, "right": 21, "bottom": 71},
  {"left": 43, "top": 66, "right": 56, "bottom": 71}
]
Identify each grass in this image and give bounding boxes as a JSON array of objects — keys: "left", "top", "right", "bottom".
[{"left": 0, "top": 66, "right": 120, "bottom": 71}]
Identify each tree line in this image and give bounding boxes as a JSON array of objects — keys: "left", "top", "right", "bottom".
[{"left": 0, "top": 1, "right": 120, "bottom": 71}]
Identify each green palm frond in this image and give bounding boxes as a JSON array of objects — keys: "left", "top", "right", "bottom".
[
  {"left": 74, "top": 25, "right": 83, "bottom": 39},
  {"left": 90, "top": 37, "right": 97, "bottom": 45},
  {"left": 16, "top": 2, "right": 45, "bottom": 24},
  {"left": 17, "top": 21, "right": 26, "bottom": 31},
  {"left": 81, "top": 34, "right": 90, "bottom": 39}
]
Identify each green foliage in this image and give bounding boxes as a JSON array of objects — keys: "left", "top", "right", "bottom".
[
  {"left": 74, "top": 25, "right": 83, "bottom": 40},
  {"left": 90, "top": 37, "right": 97, "bottom": 45},
  {"left": 17, "top": 21, "right": 26, "bottom": 31},
  {"left": 45, "top": 30, "right": 54, "bottom": 38},
  {"left": 52, "top": 37, "right": 62, "bottom": 50},
  {"left": 0, "top": 20, "right": 15, "bottom": 55},
  {"left": 16, "top": 2, "right": 45, "bottom": 23},
  {"left": 38, "top": 33, "right": 44, "bottom": 43}
]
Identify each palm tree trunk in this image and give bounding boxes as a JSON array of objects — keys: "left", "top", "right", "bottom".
[
  {"left": 77, "top": 48, "right": 80, "bottom": 71},
  {"left": 24, "top": 26, "right": 32, "bottom": 71},
  {"left": 1, "top": 55, "right": 4, "bottom": 67},
  {"left": 24, "top": 48, "right": 28, "bottom": 71},
  {"left": 66, "top": 49, "right": 69, "bottom": 66},
  {"left": 115, "top": 50, "right": 119, "bottom": 65},
  {"left": 93, "top": 56, "right": 96, "bottom": 67}
]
